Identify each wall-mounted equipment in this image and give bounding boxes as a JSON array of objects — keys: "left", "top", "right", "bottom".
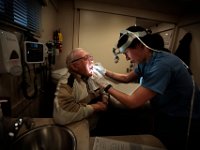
[
  {"left": 24, "top": 41, "right": 45, "bottom": 64},
  {"left": 0, "top": 29, "right": 22, "bottom": 76}
]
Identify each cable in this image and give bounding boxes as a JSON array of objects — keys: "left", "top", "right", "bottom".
[
  {"left": 21, "top": 64, "right": 38, "bottom": 100},
  {"left": 185, "top": 74, "right": 195, "bottom": 150},
  {"left": 19, "top": 31, "right": 39, "bottom": 100}
]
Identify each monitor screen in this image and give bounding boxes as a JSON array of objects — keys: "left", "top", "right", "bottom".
[{"left": 24, "top": 41, "right": 44, "bottom": 64}]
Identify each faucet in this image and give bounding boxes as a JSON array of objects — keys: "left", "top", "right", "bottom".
[
  {"left": 8, "top": 117, "right": 35, "bottom": 140},
  {"left": 0, "top": 99, "right": 35, "bottom": 149},
  {"left": 8, "top": 117, "right": 24, "bottom": 138}
]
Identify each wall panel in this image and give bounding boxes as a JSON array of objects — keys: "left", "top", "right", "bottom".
[{"left": 79, "top": 10, "right": 136, "bottom": 73}]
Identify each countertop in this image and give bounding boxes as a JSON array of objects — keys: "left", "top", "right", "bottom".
[
  {"left": 8, "top": 118, "right": 90, "bottom": 150},
  {"left": 8, "top": 118, "right": 166, "bottom": 150}
]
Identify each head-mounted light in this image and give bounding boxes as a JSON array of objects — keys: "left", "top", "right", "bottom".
[{"left": 113, "top": 30, "right": 147, "bottom": 63}]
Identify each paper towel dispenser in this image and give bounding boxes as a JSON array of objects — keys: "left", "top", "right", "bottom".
[{"left": 0, "top": 29, "right": 22, "bottom": 76}]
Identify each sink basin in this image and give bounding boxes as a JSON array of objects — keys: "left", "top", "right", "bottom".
[{"left": 11, "top": 125, "right": 77, "bottom": 150}]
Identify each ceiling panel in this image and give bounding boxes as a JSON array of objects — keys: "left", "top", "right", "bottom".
[{"left": 78, "top": 0, "right": 200, "bottom": 17}]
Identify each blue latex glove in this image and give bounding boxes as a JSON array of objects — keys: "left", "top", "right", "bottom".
[
  {"left": 92, "top": 69, "right": 110, "bottom": 88},
  {"left": 93, "top": 63, "right": 106, "bottom": 75}
]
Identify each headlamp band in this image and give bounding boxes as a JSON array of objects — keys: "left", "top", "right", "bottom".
[
  {"left": 118, "top": 30, "right": 147, "bottom": 53},
  {"left": 112, "top": 29, "right": 160, "bottom": 63},
  {"left": 119, "top": 30, "right": 160, "bottom": 53}
]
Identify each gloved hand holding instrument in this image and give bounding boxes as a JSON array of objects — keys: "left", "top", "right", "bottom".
[
  {"left": 92, "top": 65, "right": 112, "bottom": 93},
  {"left": 93, "top": 63, "right": 107, "bottom": 76}
]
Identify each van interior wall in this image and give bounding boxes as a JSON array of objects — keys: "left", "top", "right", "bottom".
[
  {"left": 175, "top": 22, "right": 200, "bottom": 87},
  {"left": 0, "top": 0, "right": 200, "bottom": 120}
]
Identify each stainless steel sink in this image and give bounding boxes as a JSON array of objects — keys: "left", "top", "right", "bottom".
[{"left": 11, "top": 125, "right": 77, "bottom": 150}]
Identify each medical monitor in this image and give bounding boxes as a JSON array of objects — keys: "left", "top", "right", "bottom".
[{"left": 24, "top": 41, "right": 44, "bottom": 64}]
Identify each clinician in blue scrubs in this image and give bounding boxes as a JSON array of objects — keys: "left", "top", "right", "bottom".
[{"left": 92, "top": 26, "right": 200, "bottom": 150}]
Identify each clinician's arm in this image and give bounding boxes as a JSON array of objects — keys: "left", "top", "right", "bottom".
[
  {"left": 93, "top": 63, "right": 138, "bottom": 83},
  {"left": 105, "top": 70, "right": 138, "bottom": 83},
  {"left": 107, "top": 85, "right": 157, "bottom": 108},
  {"left": 92, "top": 70, "right": 156, "bottom": 108}
]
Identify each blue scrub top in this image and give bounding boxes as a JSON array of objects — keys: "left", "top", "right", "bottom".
[{"left": 135, "top": 51, "right": 200, "bottom": 118}]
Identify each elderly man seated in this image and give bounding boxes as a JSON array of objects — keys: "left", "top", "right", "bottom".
[{"left": 53, "top": 48, "right": 109, "bottom": 130}]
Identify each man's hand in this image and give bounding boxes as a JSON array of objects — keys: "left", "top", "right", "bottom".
[{"left": 91, "top": 101, "right": 108, "bottom": 111}]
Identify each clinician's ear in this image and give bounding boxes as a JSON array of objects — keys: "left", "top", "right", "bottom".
[{"left": 136, "top": 43, "right": 144, "bottom": 49}]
